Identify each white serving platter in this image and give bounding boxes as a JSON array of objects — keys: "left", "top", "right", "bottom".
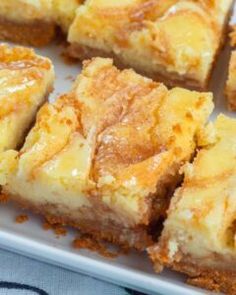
[{"left": 0, "top": 7, "right": 236, "bottom": 294}]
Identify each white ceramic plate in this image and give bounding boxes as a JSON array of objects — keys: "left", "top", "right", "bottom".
[{"left": 0, "top": 7, "right": 236, "bottom": 294}]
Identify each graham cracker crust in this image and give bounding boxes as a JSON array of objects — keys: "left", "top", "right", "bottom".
[
  {"left": 170, "top": 260, "right": 236, "bottom": 294},
  {"left": 149, "top": 242, "right": 236, "bottom": 294},
  {"left": 8, "top": 193, "right": 154, "bottom": 250},
  {"left": 0, "top": 17, "right": 56, "bottom": 47}
]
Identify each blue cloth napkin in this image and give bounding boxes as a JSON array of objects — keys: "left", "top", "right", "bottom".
[{"left": 0, "top": 249, "right": 146, "bottom": 295}]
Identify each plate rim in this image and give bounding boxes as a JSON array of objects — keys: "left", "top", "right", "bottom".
[{"left": 0, "top": 228, "right": 209, "bottom": 295}]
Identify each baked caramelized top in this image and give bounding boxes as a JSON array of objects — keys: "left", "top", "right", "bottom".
[
  {"left": 156, "top": 115, "right": 236, "bottom": 262},
  {"left": 0, "top": 44, "right": 54, "bottom": 152},
  {"left": 69, "top": 0, "right": 232, "bottom": 86},
  {"left": 0, "top": 44, "right": 52, "bottom": 69},
  {"left": 0, "top": 44, "right": 52, "bottom": 119},
  {"left": 3, "top": 58, "right": 213, "bottom": 223}
]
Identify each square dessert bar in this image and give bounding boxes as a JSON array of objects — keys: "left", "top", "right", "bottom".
[
  {"left": 68, "top": 0, "right": 233, "bottom": 90},
  {"left": 1, "top": 58, "right": 213, "bottom": 249},
  {"left": 0, "top": 0, "right": 81, "bottom": 46},
  {"left": 0, "top": 44, "right": 54, "bottom": 153},
  {"left": 149, "top": 115, "right": 236, "bottom": 294}
]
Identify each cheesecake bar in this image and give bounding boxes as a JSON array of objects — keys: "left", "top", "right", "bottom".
[
  {"left": 149, "top": 115, "right": 236, "bottom": 294},
  {"left": 0, "top": 58, "right": 213, "bottom": 249},
  {"left": 0, "top": 0, "right": 81, "bottom": 46},
  {"left": 0, "top": 44, "right": 54, "bottom": 152},
  {"left": 68, "top": 0, "right": 233, "bottom": 90}
]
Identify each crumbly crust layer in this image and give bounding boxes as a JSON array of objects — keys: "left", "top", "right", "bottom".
[
  {"left": 8, "top": 193, "right": 154, "bottom": 250},
  {"left": 0, "top": 17, "right": 56, "bottom": 47},
  {"left": 149, "top": 249, "right": 236, "bottom": 295}
]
